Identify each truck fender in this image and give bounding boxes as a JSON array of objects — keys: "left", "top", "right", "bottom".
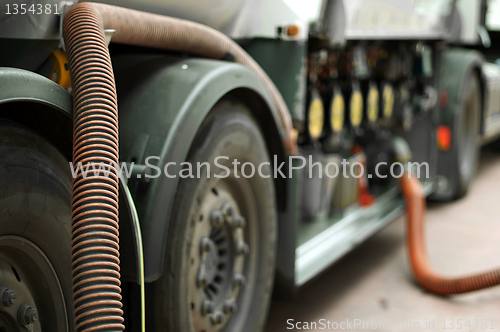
[
  {"left": 0, "top": 67, "right": 73, "bottom": 159},
  {"left": 112, "top": 55, "right": 287, "bottom": 282},
  {"left": 432, "top": 48, "right": 485, "bottom": 200}
]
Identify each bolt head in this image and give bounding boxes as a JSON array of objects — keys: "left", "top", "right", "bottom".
[
  {"left": 221, "top": 203, "right": 235, "bottom": 221},
  {"left": 200, "top": 237, "right": 212, "bottom": 253},
  {"left": 236, "top": 241, "right": 249, "bottom": 255},
  {"left": 230, "top": 215, "right": 246, "bottom": 228},
  {"left": 27, "top": 309, "right": 38, "bottom": 324},
  {"left": 19, "top": 305, "right": 38, "bottom": 325},
  {"left": 233, "top": 273, "right": 246, "bottom": 288},
  {"left": 201, "top": 300, "right": 214, "bottom": 316},
  {"left": 209, "top": 210, "right": 224, "bottom": 227},
  {"left": 198, "top": 273, "right": 210, "bottom": 288},
  {"left": 0, "top": 287, "right": 16, "bottom": 308},
  {"left": 224, "top": 300, "right": 238, "bottom": 314},
  {"left": 210, "top": 310, "right": 224, "bottom": 325}
]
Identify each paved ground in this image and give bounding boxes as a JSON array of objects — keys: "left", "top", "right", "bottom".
[{"left": 265, "top": 148, "right": 500, "bottom": 332}]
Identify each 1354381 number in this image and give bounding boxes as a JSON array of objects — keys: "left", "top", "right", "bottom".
[{"left": 5, "top": 3, "right": 60, "bottom": 15}]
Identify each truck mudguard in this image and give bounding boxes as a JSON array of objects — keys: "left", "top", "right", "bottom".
[
  {"left": 0, "top": 67, "right": 73, "bottom": 158},
  {"left": 433, "top": 48, "right": 485, "bottom": 200},
  {"left": 112, "top": 54, "right": 286, "bottom": 282}
]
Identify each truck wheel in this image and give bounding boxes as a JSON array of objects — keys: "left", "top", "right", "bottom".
[
  {"left": 154, "top": 100, "right": 277, "bottom": 332},
  {"left": 453, "top": 72, "right": 481, "bottom": 198},
  {"left": 0, "top": 122, "right": 73, "bottom": 331}
]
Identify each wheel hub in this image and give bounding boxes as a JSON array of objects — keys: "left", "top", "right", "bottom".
[
  {"left": 0, "top": 236, "right": 67, "bottom": 332},
  {"left": 190, "top": 179, "right": 251, "bottom": 332}
]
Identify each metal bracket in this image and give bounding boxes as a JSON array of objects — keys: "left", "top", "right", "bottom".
[{"left": 104, "top": 29, "right": 116, "bottom": 46}]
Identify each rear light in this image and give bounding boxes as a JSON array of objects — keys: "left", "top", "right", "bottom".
[{"left": 437, "top": 125, "right": 452, "bottom": 151}]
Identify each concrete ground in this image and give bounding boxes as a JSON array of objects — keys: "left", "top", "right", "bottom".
[{"left": 265, "top": 148, "right": 500, "bottom": 332}]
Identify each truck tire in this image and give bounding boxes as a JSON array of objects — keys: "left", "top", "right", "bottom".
[
  {"left": 154, "top": 100, "right": 277, "bottom": 332},
  {"left": 453, "top": 72, "right": 481, "bottom": 198},
  {"left": 0, "top": 121, "right": 73, "bottom": 331}
]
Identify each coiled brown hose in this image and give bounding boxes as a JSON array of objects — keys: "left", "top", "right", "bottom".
[
  {"left": 400, "top": 173, "right": 500, "bottom": 295},
  {"left": 64, "top": 4, "right": 124, "bottom": 331},
  {"left": 63, "top": 2, "right": 297, "bottom": 330}
]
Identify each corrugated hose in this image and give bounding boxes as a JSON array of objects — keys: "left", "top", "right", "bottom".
[{"left": 400, "top": 173, "right": 500, "bottom": 295}]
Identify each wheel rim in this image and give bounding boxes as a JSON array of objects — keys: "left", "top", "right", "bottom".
[
  {"left": 458, "top": 82, "right": 479, "bottom": 181},
  {"left": 0, "top": 236, "right": 68, "bottom": 331},
  {"left": 189, "top": 173, "right": 258, "bottom": 332}
]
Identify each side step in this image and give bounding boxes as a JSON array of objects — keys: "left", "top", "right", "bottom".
[{"left": 295, "top": 181, "right": 434, "bottom": 286}]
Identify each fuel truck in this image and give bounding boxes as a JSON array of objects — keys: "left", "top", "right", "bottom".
[{"left": 1, "top": 0, "right": 500, "bottom": 331}]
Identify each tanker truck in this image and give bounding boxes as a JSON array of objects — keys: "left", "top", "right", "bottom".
[{"left": 1, "top": 0, "right": 499, "bottom": 331}]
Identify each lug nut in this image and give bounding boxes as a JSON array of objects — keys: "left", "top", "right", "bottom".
[
  {"left": 221, "top": 203, "right": 235, "bottom": 221},
  {"left": 210, "top": 310, "right": 224, "bottom": 325},
  {"left": 223, "top": 300, "right": 238, "bottom": 314},
  {"left": 200, "top": 237, "right": 212, "bottom": 253},
  {"left": 18, "top": 304, "right": 38, "bottom": 325},
  {"left": 230, "top": 215, "right": 246, "bottom": 228},
  {"left": 0, "top": 286, "right": 16, "bottom": 308},
  {"left": 209, "top": 210, "right": 224, "bottom": 227},
  {"left": 201, "top": 300, "right": 214, "bottom": 316},
  {"left": 236, "top": 241, "right": 249, "bottom": 255},
  {"left": 233, "top": 273, "right": 246, "bottom": 288},
  {"left": 197, "top": 273, "right": 209, "bottom": 288}
]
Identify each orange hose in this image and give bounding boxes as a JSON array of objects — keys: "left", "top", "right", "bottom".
[{"left": 400, "top": 173, "right": 500, "bottom": 295}]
